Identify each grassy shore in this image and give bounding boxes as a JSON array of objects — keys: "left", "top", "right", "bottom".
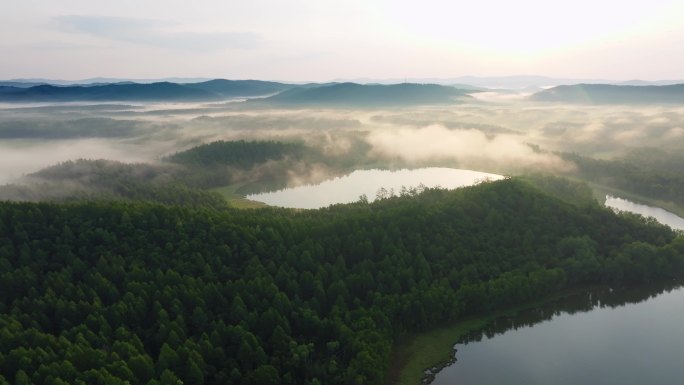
[
  {"left": 210, "top": 184, "right": 267, "bottom": 209},
  {"left": 384, "top": 317, "right": 490, "bottom": 385},
  {"left": 385, "top": 288, "right": 588, "bottom": 385}
]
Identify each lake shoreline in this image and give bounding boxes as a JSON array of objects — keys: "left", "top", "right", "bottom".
[
  {"left": 245, "top": 167, "right": 504, "bottom": 209},
  {"left": 383, "top": 286, "right": 592, "bottom": 385},
  {"left": 384, "top": 280, "right": 683, "bottom": 385}
]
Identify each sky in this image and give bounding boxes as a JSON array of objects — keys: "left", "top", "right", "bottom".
[{"left": 2, "top": 0, "right": 684, "bottom": 81}]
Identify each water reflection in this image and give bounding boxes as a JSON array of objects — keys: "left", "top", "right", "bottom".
[
  {"left": 432, "top": 281, "right": 684, "bottom": 385},
  {"left": 460, "top": 282, "right": 680, "bottom": 345}
]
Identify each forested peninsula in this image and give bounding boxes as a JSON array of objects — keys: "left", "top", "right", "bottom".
[{"left": 1, "top": 178, "right": 683, "bottom": 385}]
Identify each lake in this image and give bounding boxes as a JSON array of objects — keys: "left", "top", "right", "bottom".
[
  {"left": 605, "top": 195, "right": 684, "bottom": 231},
  {"left": 247, "top": 168, "right": 684, "bottom": 231},
  {"left": 431, "top": 281, "right": 684, "bottom": 385},
  {"left": 246, "top": 168, "right": 504, "bottom": 209}
]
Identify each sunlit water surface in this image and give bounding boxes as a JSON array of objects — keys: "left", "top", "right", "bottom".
[
  {"left": 605, "top": 195, "right": 684, "bottom": 231},
  {"left": 246, "top": 168, "right": 504, "bottom": 209}
]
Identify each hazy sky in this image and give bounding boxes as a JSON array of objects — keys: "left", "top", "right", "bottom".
[{"left": 2, "top": 0, "right": 683, "bottom": 81}]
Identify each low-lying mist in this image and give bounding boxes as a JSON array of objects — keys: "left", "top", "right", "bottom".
[
  {"left": 366, "top": 125, "right": 572, "bottom": 172},
  {"left": 2, "top": 98, "right": 684, "bottom": 202},
  {"left": 0, "top": 139, "right": 157, "bottom": 184}
]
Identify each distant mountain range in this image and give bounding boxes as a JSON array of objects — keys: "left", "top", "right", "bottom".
[
  {"left": 0, "top": 80, "right": 473, "bottom": 105},
  {"left": 257, "top": 83, "right": 472, "bottom": 106},
  {"left": 0, "top": 81, "right": 50, "bottom": 88},
  {"left": 0, "top": 83, "right": 214, "bottom": 102},
  {"left": 333, "top": 76, "right": 684, "bottom": 89},
  {"left": 3, "top": 77, "right": 683, "bottom": 105},
  {"left": 1, "top": 77, "right": 215, "bottom": 86},
  {"left": 0, "top": 80, "right": 293, "bottom": 102},
  {"left": 4, "top": 75, "right": 684, "bottom": 90},
  {"left": 531, "top": 83, "right": 684, "bottom": 104}
]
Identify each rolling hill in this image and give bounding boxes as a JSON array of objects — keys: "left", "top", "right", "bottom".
[
  {"left": 258, "top": 82, "right": 473, "bottom": 106},
  {"left": 531, "top": 83, "right": 684, "bottom": 104},
  {"left": 183, "top": 79, "right": 293, "bottom": 97}
]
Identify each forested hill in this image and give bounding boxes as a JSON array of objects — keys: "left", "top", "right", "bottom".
[
  {"left": 1, "top": 179, "right": 683, "bottom": 385},
  {"left": 259, "top": 83, "right": 472, "bottom": 106},
  {"left": 530, "top": 83, "right": 684, "bottom": 104}
]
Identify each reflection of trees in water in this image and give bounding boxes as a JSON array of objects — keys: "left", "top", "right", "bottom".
[{"left": 460, "top": 280, "right": 683, "bottom": 344}]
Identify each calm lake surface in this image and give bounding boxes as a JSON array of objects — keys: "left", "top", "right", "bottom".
[
  {"left": 248, "top": 168, "right": 684, "bottom": 231},
  {"left": 246, "top": 168, "right": 504, "bottom": 209},
  {"left": 605, "top": 195, "right": 684, "bottom": 231},
  {"left": 431, "top": 282, "right": 684, "bottom": 385}
]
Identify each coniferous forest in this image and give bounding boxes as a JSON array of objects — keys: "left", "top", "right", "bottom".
[{"left": 1, "top": 179, "right": 683, "bottom": 385}]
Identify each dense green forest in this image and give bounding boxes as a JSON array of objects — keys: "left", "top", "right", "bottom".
[{"left": 1, "top": 179, "right": 683, "bottom": 385}]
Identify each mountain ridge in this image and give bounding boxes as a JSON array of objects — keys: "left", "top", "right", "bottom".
[{"left": 0, "top": 80, "right": 475, "bottom": 104}]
